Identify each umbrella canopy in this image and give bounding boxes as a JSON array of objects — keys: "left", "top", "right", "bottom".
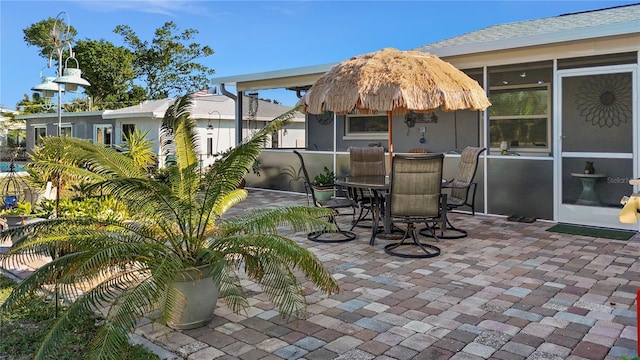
[
  {"left": 301, "top": 47, "right": 491, "bottom": 157},
  {"left": 302, "top": 47, "right": 491, "bottom": 115}
]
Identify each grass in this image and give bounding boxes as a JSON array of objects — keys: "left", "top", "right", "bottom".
[{"left": 0, "top": 273, "right": 160, "bottom": 360}]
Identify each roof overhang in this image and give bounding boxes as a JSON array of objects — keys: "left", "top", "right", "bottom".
[
  {"left": 16, "top": 111, "right": 105, "bottom": 120},
  {"left": 211, "top": 63, "right": 336, "bottom": 92},
  {"left": 102, "top": 111, "right": 164, "bottom": 120}
]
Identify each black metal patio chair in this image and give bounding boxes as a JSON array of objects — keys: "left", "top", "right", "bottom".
[{"left": 293, "top": 150, "right": 357, "bottom": 243}]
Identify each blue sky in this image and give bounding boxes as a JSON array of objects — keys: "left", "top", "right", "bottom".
[{"left": 1, "top": 0, "right": 637, "bottom": 109}]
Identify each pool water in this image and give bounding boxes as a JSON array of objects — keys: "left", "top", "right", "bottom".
[{"left": 0, "top": 162, "right": 26, "bottom": 172}]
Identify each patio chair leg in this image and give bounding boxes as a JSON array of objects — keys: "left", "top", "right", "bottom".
[
  {"left": 384, "top": 223, "right": 441, "bottom": 258},
  {"left": 420, "top": 215, "right": 468, "bottom": 239}
]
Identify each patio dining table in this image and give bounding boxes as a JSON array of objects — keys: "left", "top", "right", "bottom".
[{"left": 337, "top": 175, "right": 454, "bottom": 245}]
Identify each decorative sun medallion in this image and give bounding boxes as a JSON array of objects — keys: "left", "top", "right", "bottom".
[{"left": 575, "top": 73, "right": 632, "bottom": 128}]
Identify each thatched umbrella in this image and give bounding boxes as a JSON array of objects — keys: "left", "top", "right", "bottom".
[{"left": 301, "top": 47, "right": 491, "bottom": 159}]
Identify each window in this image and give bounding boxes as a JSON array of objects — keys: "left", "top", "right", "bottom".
[
  {"left": 34, "top": 126, "right": 47, "bottom": 147},
  {"left": 206, "top": 137, "right": 213, "bottom": 156},
  {"left": 489, "top": 84, "right": 550, "bottom": 152},
  {"left": 94, "top": 125, "right": 113, "bottom": 146},
  {"left": 60, "top": 125, "right": 72, "bottom": 137},
  {"left": 122, "top": 124, "right": 135, "bottom": 141},
  {"left": 344, "top": 114, "right": 388, "bottom": 140}
]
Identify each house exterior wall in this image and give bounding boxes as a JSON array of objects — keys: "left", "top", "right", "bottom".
[
  {"left": 24, "top": 113, "right": 106, "bottom": 152},
  {"left": 233, "top": 27, "right": 639, "bottom": 229}
]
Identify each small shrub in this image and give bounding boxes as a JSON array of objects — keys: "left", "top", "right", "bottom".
[{"left": 313, "top": 166, "right": 335, "bottom": 187}]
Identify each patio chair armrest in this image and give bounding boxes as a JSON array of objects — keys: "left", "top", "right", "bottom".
[{"left": 447, "top": 180, "right": 472, "bottom": 190}]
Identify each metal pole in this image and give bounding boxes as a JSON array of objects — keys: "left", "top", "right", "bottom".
[{"left": 57, "top": 48, "right": 62, "bottom": 137}]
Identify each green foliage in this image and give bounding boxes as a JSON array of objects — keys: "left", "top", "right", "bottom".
[
  {"left": 16, "top": 93, "right": 57, "bottom": 114},
  {"left": 118, "top": 129, "right": 157, "bottom": 173},
  {"left": 73, "top": 39, "right": 146, "bottom": 109},
  {"left": 22, "top": 18, "right": 214, "bottom": 110},
  {"left": 0, "top": 202, "right": 33, "bottom": 216},
  {"left": 22, "top": 17, "right": 78, "bottom": 61},
  {"left": 37, "top": 196, "right": 128, "bottom": 222},
  {"left": 114, "top": 21, "right": 215, "bottom": 100},
  {"left": 1, "top": 94, "right": 338, "bottom": 359},
  {"left": 313, "top": 166, "right": 335, "bottom": 187},
  {"left": 0, "top": 274, "right": 159, "bottom": 360}
]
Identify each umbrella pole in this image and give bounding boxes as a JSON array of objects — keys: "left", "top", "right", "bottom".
[{"left": 387, "top": 111, "right": 393, "bottom": 170}]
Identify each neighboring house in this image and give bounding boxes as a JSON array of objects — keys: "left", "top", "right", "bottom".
[
  {"left": 102, "top": 94, "right": 305, "bottom": 169},
  {"left": 211, "top": 3, "right": 640, "bottom": 231},
  {"left": 16, "top": 93, "right": 305, "bottom": 170}
]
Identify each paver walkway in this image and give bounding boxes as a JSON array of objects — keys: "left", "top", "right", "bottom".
[{"left": 2, "top": 188, "right": 639, "bottom": 360}]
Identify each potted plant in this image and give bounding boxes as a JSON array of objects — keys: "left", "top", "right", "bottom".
[
  {"left": 0, "top": 201, "right": 35, "bottom": 227},
  {"left": 0, "top": 94, "right": 338, "bottom": 359},
  {"left": 312, "top": 166, "right": 335, "bottom": 201}
]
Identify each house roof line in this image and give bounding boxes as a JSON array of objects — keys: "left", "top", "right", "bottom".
[
  {"left": 212, "top": 63, "right": 336, "bottom": 88},
  {"left": 16, "top": 111, "right": 105, "bottom": 120},
  {"left": 210, "top": 4, "right": 639, "bottom": 88},
  {"left": 420, "top": 20, "right": 639, "bottom": 58}
]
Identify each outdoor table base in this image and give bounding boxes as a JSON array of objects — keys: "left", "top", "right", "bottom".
[{"left": 336, "top": 176, "right": 389, "bottom": 245}]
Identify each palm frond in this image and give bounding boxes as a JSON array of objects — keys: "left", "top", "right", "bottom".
[
  {"left": 210, "top": 233, "right": 339, "bottom": 296},
  {"left": 219, "top": 206, "right": 334, "bottom": 236},
  {"left": 161, "top": 94, "right": 198, "bottom": 170}
]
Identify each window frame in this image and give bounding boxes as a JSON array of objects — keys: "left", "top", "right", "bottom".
[
  {"left": 488, "top": 83, "right": 551, "bottom": 153},
  {"left": 206, "top": 137, "right": 213, "bottom": 156},
  {"left": 94, "top": 124, "right": 113, "bottom": 146},
  {"left": 343, "top": 113, "right": 388, "bottom": 140},
  {"left": 60, "top": 124, "right": 72, "bottom": 137},
  {"left": 33, "top": 125, "right": 47, "bottom": 147}
]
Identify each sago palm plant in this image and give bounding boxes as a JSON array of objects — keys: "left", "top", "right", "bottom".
[{"left": 0, "top": 94, "right": 339, "bottom": 360}]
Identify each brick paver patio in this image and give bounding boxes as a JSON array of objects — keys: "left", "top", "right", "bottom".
[{"left": 2, "top": 188, "right": 639, "bottom": 359}]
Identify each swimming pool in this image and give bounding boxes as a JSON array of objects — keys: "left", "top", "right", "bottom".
[{"left": 0, "top": 162, "right": 26, "bottom": 172}]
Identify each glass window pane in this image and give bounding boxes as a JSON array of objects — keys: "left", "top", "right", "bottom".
[
  {"left": 490, "top": 87, "right": 548, "bottom": 116},
  {"left": 488, "top": 84, "right": 550, "bottom": 152},
  {"left": 346, "top": 115, "right": 388, "bottom": 134},
  {"left": 34, "top": 128, "right": 46, "bottom": 146},
  {"left": 490, "top": 118, "right": 548, "bottom": 149},
  {"left": 60, "top": 126, "right": 72, "bottom": 137}
]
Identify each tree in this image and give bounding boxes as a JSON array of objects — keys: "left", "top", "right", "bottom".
[
  {"left": 114, "top": 21, "right": 215, "bottom": 100},
  {"left": 72, "top": 39, "right": 146, "bottom": 109},
  {"left": 16, "top": 93, "right": 57, "bottom": 114},
  {"left": 23, "top": 17, "right": 77, "bottom": 61},
  {"left": 23, "top": 19, "right": 215, "bottom": 109},
  {"left": 1, "top": 97, "right": 338, "bottom": 359}
]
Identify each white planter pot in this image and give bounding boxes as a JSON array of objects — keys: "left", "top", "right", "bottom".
[{"left": 166, "top": 265, "right": 220, "bottom": 330}]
